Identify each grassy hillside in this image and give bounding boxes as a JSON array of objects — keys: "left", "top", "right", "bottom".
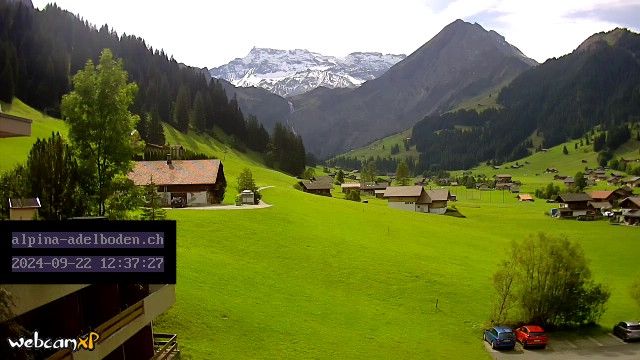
[
  {"left": 0, "top": 99, "right": 68, "bottom": 170},
  {"left": 332, "top": 129, "right": 419, "bottom": 161},
  {"left": 459, "top": 137, "right": 640, "bottom": 193}
]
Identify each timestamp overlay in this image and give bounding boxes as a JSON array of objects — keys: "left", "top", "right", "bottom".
[{"left": 0, "top": 220, "right": 176, "bottom": 284}]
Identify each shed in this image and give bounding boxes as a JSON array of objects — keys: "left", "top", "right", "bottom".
[
  {"left": 9, "top": 198, "right": 41, "bottom": 220},
  {"left": 240, "top": 190, "right": 255, "bottom": 205},
  {"left": 517, "top": 194, "right": 534, "bottom": 202}
]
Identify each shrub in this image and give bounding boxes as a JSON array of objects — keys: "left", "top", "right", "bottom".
[
  {"left": 491, "top": 233, "right": 610, "bottom": 328},
  {"left": 345, "top": 190, "right": 361, "bottom": 202}
]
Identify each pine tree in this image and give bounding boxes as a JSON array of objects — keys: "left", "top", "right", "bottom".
[
  {"left": 173, "top": 85, "right": 191, "bottom": 133},
  {"left": 148, "top": 108, "right": 165, "bottom": 145},
  {"left": 0, "top": 57, "right": 15, "bottom": 103},
  {"left": 396, "top": 159, "right": 410, "bottom": 185},
  {"left": 191, "top": 91, "right": 207, "bottom": 131},
  {"left": 562, "top": 145, "right": 569, "bottom": 155},
  {"left": 141, "top": 178, "right": 166, "bottom": 220}
]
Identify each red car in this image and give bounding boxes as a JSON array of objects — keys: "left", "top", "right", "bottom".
[{"left": 514, "top": 325, "right": 548, "bottom": 348}]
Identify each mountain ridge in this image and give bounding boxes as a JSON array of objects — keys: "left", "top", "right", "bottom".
[
  {"left": 289, "top": 19, "right": 538, "bottom": 158},
  {"left": 210, "top": 47, "right": 405, "bottom": 97}
]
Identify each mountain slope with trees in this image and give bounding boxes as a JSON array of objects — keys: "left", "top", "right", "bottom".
[
  {"left": 411, "top": 28, "right": 640, "bottom": 171},
  {"left": 289, "top": 19, "right": 537, "bottom": 158},
  {"left": 0, "top": 0, "right": 306, "bottom": 176}
]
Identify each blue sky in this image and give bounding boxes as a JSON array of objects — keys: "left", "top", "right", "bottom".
[{"left": 32, "top": 0, "right": 640, "bottom": 68}]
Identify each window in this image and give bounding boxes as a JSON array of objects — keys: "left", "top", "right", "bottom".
[{"left": 491, "top": 329, "right": 498, "bottom": 337}]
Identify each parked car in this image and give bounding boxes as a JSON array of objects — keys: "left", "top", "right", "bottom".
[
  {"left": 483, "top": 326, "right": 516, "bottom": 350},
  {"left": 514, "top": 325, "right": 548, "bottom": 348},
  {"left": 613, "top": 321, "right": 640, "bottom": 341},
  {"left": 171, "top": 197, "right": 186, "bottom": 208}
]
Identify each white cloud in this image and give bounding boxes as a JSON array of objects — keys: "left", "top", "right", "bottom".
[{"left": 31, "top": 0, "right": 640, "bottom": 67}]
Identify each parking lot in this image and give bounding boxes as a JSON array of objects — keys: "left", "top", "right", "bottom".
[{"left": 486, "top": 333, "right": 640, "bottom": 359}]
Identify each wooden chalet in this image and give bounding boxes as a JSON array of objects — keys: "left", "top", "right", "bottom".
[
  {"left": 0, "top": 112, "right": 31, "bottom": 138},
  {"left": 128, "top": 158, "right": 226, "bottom": 206},
  {"left": 383, "top": 186, "right": 450, "bottom": 214},
  {"left": 299, "top": 179, "right": 333, "bottom": 196},
  {"left": 620, "top": 197, "right": 640, "bottom": 210},
  {"left": 625, "top": 177, "right": 640, "bottom": 188},
  {"left": 340, "top": 183, "right": 361, "bottom": 193},
  {"left": 495, "top": 174, "right": 512, "bottom": 183},
  {"left": 9, "top": 198, "right": 41, "bottom": 220},
  {"left": 553, "top": 193, "right": 592, "bottom": 218},
  {"left": 589, "top": 190, "right": 614, "bottom": 204},
  {"left": 360, "top": 182, "right": 389, "bottom": 196}
]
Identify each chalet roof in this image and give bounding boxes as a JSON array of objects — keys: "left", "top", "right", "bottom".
[
  {"left": 556, "top": 193, "right": 592, "bottom": 203},
  {"left": 300, "top": 180, "right": 332, "bottom": 191},
  {"left": 627, "top": 176, "right": 640, "bottom": 182},
  {"left": 564, "top": 177, "right": 575, "bottom": 183},
  {"left": 426, "top": 189, "right": 450, "bottom": 201},
  {"left": 128, "top": 159, "right": 222, "bottom": 186},
  {"left": 312, "top": 176, "right": 334, "bottom": 184},
  {"left": 588, "top": 201, "right": 612, "bottom": 209},
  {"left": 383, "top": 186, "right": 423, "bottom": 198},
  {"left": 340, "top": 183, "right": 361, "bottom": 189},
  {"left": 9, "top": 198, "right": 41, "bottom": 209},
  {"left": 589, "top": 191, "right": 613, "bottom": 200},
  {"left": 362, "top": 182, "right": 389, "bottom": 190},
  {"left": 496, "top": 174, "right": 512, "bottom": 178},
  {"left": 518, "top": 194, "right": 534, "bottom": 200},
  {"left": 621, "top": 197, "right": 640, "bottom": 208}
]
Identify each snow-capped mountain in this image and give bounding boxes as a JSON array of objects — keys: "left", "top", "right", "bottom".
[{"left": 210, "top": 48, "right": 406, "bottom": 97}]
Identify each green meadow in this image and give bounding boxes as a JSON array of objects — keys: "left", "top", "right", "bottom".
[{"left": 2, "top": 100, "right": 640, "bottom": 359}]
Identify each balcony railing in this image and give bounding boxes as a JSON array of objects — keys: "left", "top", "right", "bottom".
[{"left": 152, "top": 333, "right": 180, "bottom": 359}]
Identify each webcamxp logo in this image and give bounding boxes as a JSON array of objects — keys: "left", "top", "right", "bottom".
[{"left": 7, "top": 331, "right": 100, "bottom": 352}]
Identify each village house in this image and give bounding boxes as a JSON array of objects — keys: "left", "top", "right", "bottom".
[
  {"left": 360, "top": 182, "right": 389, "bottom": 196},
  {"left": 619, "top": 197, "right": 640, "bottom": 225},
  {"left": 9, "top": 198, "right": 41, "bottom": 220},
  {"left": 614, "top": 186, "right": 634, "bottom": 201},
  {"left": 128, "top": 157, "right": 226, "bottom": 207},
  {"left": 620, "top": 197, "right": 640, "bottom": 210},
  {"left": 340, "top": 183, "right": 361, "bottom": 193},
  {"left": 299, "top": 178, "right": 333, "bottom": 196},
  {"left": 553, "top": 193, "right": 592, "bottom": 218},
  {"left": 625, "top": 176, "right": 640, "bottom": 187},
  {"left": 563, "top": 177, "right": 576, "bottom": 187},
  {"left": 0, "top": 111, "right": 32, "bottom": 138},
  {"left": 382, "top": 186, "right": 450, "bottom": 214},
  {"left": 495, "top": 174, "right": 512, "bottom": 183},
  {"left": 587, "top": 201, "right": 612, "bottom": 216},
  {"left": 589, "top": 190, "right": 615, "bottom": 204},
  {"left": 517, "top": 194, "right": 534, "bottom": 202}
]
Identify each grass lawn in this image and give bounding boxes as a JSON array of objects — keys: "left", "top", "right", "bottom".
[
  {"left": 155, "top": 171, "right": 640, "bottom": 359},
  {"left": 0, "top": 99, "right": 68, "bottom": 170}
]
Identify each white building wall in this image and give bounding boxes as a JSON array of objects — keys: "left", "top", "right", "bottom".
[
  {"left": 429, "top": 207, "right": 447, "bottom": 215},
  {"left": 187, "top": 191, "right": 208, "bottom": 206}
]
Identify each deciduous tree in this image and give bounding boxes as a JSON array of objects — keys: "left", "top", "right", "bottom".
[
  {"left": 491, "top": 233, "right": 610, "bottom": 327},
  {"left": 61, "top": 49, "right": 140, "bottom": 216}
]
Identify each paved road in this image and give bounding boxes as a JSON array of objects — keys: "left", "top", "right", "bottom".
[
  {"left": 171, "top": 186, "right": 275, "bottom": 210},
  {"left": 486, "top": 334, "right": 640, "bottom": 359}
]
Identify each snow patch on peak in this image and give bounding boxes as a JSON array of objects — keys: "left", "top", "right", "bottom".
[{"left": 210, "top": 48, "right": 406, "bottom": 97}]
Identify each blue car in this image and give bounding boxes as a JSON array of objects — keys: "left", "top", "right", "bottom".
[{"left": 484, "top": 326, "right": 516, "bottom": 350}]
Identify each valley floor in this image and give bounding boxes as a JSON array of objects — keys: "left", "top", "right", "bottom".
[{"left": 155, "top": 182, "right": 640, "bottom": 359}]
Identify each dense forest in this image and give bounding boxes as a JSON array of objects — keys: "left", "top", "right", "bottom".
[
  {"left": 0, "top": 1, "right": 305, "bottom": 176},
  {"left": 326, "top": 155, "right": 417, "bottom": 176},
  {"left": 411, "top": 28, "right": 640, "bottom": 171}
]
